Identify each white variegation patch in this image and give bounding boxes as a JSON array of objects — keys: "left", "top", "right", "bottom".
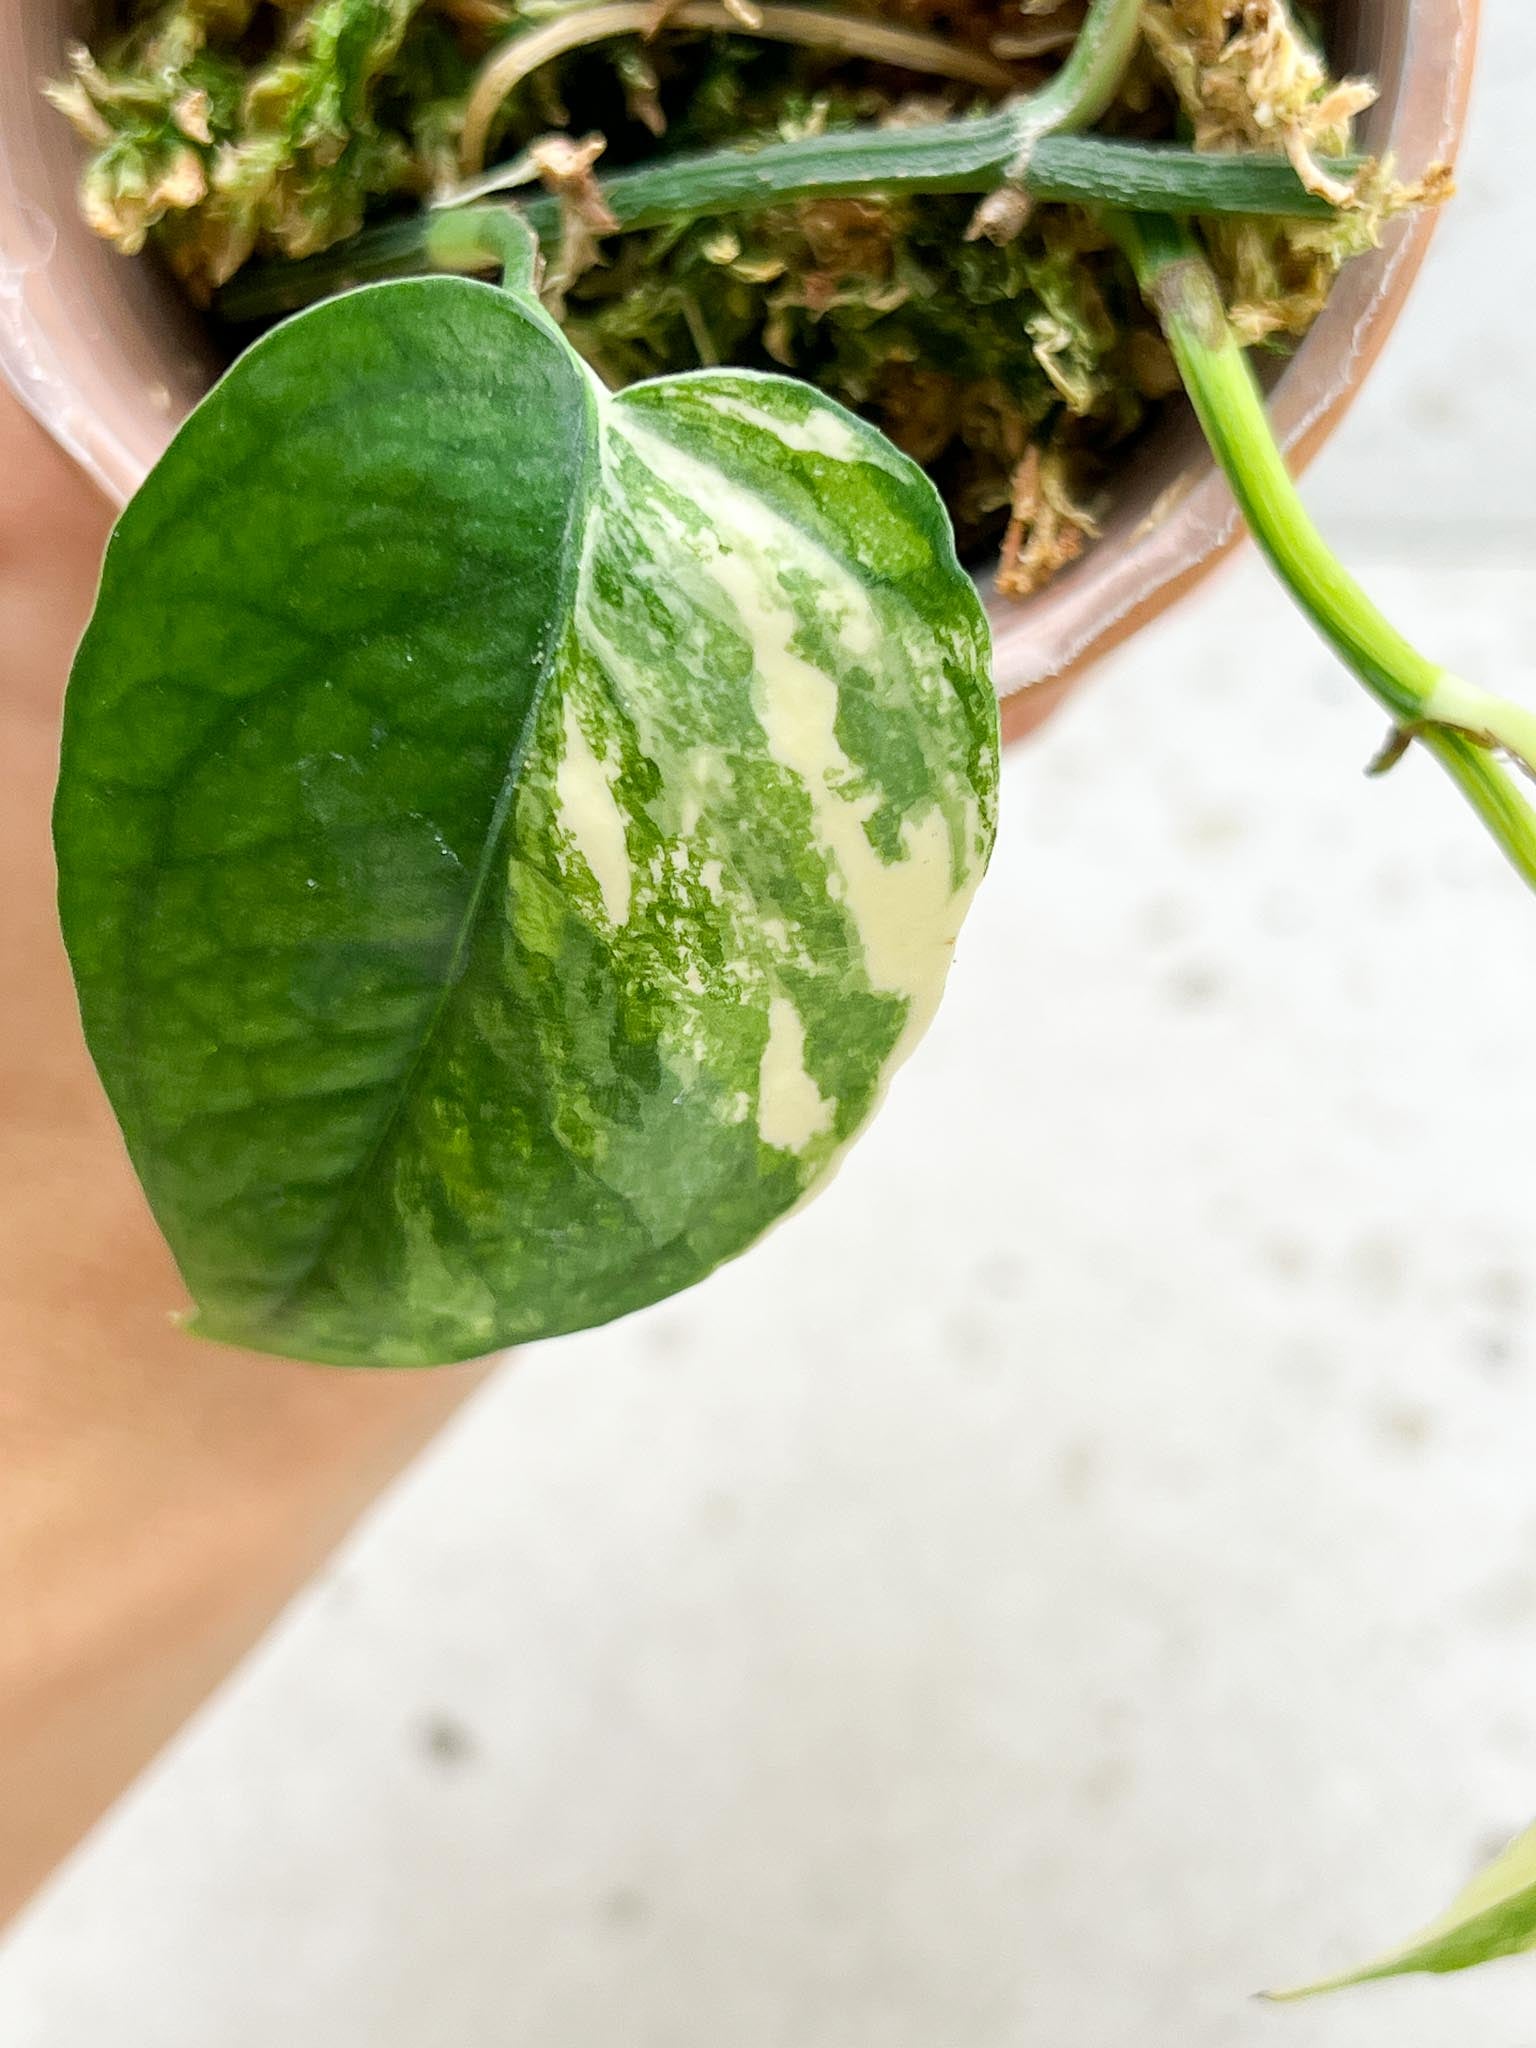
[
  {"left": 553, "top": 693, "right": 632, "bottom": 927},
  {"left": 605, "top": 406, "right": 987, "bottom": 1073},
  {"left": 757, "top": 996, "right": 837, "bottom": 1152},
  {"left": 690, "top": 385, "right": 912, "bottom": 476}
]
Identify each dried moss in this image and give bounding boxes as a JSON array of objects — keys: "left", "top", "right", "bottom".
[{"left": 52, "top": 0, "right": 1424, "bottom": 583}]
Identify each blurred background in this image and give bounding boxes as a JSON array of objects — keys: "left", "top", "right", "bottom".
[{"left": 3, "top": 4, "right": 1536, "bottom": 2043}]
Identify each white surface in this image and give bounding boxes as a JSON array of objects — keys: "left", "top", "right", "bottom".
[
  {"left": 1307, "top": 2, "right": 1536, "bottom": 546},
  {"left": 5, "top": 5, "right": 1536, "bottom": 2041}
]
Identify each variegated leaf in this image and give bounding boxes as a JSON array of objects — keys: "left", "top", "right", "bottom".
[{"left": 56, "top": 274, "right": 998, "bottom": 1366}]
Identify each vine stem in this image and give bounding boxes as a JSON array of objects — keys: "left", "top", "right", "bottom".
[
  {"left": 422, "top": 204, "right": 540, "bottom": 295},
  {"left": 217, "top": 0, "right": 1343, "bottom": 322},
  {"left": 459, "top": 2, "right": 1021, "bottom": 174},
  {"left": 1114, "top": 211, "right": 1536, "bottom": 894},
  {"left": 1005, "top": 0, "right": 1145, "bottom": 166},
  {"left": 216, "top": 131, "right": 1347, "bottom": 321}
]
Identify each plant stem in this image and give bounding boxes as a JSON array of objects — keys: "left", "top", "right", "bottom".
[
  {"left": 458, "top": 0, "right": 1140, "bottom": 177},
  {"left": 422, "top": 204, "right": 540, "bottom": 295},
  {"left": 1006, "top": 0, "right": 1145, "bottom": 162},
  {"left": 421, "top": 202, "right": 586, "bottom": 356},
  {"left": 217, "top": 131, "right": 1349, "bottom": 322},
  {"left": 1116, "top": 210, "right": 1536, "bottom": 894},
  {"left": 218, "top": 0, "right": 1327, "bottom": 325},
  {"left": 462, "top": 125, "right": 1356, "bottom": 234},
  {"left": 460, "top": 3, "right": 1020, "bottom": 175}
]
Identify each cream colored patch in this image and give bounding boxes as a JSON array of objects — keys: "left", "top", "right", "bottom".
[
  {"left": 698, "top": 858, "right": 725, "bottom": 902},
  {"left": 613, "top": 412, "right": 984, "bottom": 1072},
  {"left": 757, "top": 996, "right": 836, "bottom": 1152},
  {"left": 555, "top": 694, "right": 632, "bottom": 926},
  {"left": 694, "top": 387, "right": 908, "bottom": 477}
]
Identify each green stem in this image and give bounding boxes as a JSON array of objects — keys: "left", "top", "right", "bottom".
[
  {"left": 459, "top": 2, "right": 1021, "bottom": 175},
  {"left": 217, "top": 131, "right": 1350, "bottom": 322},
  {"left": 496, "top": 125, "right": 1351, "bottom": 231},
  {"left": 421, "top": 204, "right": 579, "bottom": 356},
  {"left": 422, "top": 204, "right": 539, "bottom": 295},
  {"left": 1007, "top": 0, "right": 1145, "bottom": 159},
  {"left": 457, "top": 0, "right": 1138, "bottom": 182},
  {"left": 215, "top": 0, "right": 1313, "bottom": 325},
  {"left": 1116, "top": 210, "right": 1536, "bottom": 894}
]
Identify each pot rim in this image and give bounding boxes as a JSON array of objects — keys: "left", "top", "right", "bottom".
[{"left": 994, "top": 0, "right": 1479, "bottom": 735}]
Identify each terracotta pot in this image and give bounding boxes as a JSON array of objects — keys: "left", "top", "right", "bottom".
[{"left": 0, "top": 0, "right": 1477, "bottom": 740}]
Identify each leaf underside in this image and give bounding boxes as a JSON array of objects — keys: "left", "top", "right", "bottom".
[{"left": 57, "top": 276, "right": 998, "bottom": 1366}]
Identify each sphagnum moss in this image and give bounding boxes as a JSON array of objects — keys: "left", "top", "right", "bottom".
[{"left": 49, "top": 0, "right": 1426, "bottom": 585}]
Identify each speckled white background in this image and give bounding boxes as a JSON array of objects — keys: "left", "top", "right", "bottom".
[{"left": 5, "top": 6, "right": 1536, "bottom": 2043}]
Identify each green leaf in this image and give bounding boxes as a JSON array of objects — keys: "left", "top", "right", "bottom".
[
  {"left": 56, "top": 273, "right": 997, "bottom": 1367},
  {"left": 1268, "top": 1820, "right": 1536, "bottom": 1999}
]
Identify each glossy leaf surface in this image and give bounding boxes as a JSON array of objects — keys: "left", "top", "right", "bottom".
[{"left": 57, "top": 275, "right": 998, "bottom": 1365}]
